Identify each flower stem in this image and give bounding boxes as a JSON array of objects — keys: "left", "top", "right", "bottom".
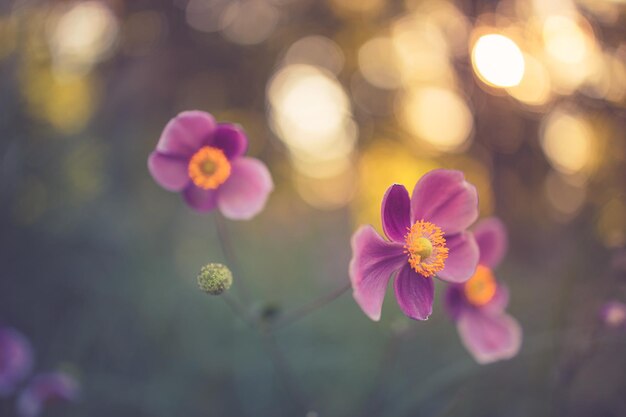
[
  {"left": 214, "top": 214, "right": 252, "bottom": 306},
  {"left": 272, "top": 282, "right": 351, "bottom": 330},
  {"left": 212, "top": 215, "right": 309, "bottom": 414}
]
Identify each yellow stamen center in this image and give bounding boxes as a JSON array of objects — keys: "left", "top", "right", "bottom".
[
  {"left": 188, "top": 146, "right": 231, "bottom": 189},
  {"left": 464, "top": 265, "right": 497, "bottom": 306},
  {"left": 404, "top": 220, "right": 448, "bottom": 277}
]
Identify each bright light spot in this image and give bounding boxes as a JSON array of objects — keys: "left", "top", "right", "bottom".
[
  {"left": 545, "top": 170, "right": 586, "bottom": 221},
  {"left": 401, "top": 87, "right": 473, "bottom": 152},
  {"left": 506, "top": 53, "right": 552, "bottom": 107},
  {"left": 328, "top": 0, "right": 384, "bottom": 17},
  {"left": 541, "top": 110, "right": 594, "bottom": 175},
  {"left": 472, "top": 34, "right": 525, "bottom": 88},
  {"left": 294, "top": 166, "right": 357, "bottom": 210},
  {"left": 358, "top": 37, "right": 402, "bottom": 89},
  {"left": 541, "top": 15, "right": 599, "bottom": 93},
  {"left": 220, "top": 1, "right": 278, "bottom": 45},
  {"left": 49, "top": 1, "right": 119, "bottom": 73},
  {"left": 543, "top": 16, "right": 588, "bottom": 64},
  {"left": 392, "top": 16, "right": 453, "bottom": 84},
  {"left": 268, "top": 64, "right": 356, "bottom": 181},
  {"left": 283, "top": 36, "right": 344, "bottom": 76}
]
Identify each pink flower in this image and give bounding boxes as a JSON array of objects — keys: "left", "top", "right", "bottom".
[
  {"left": 444, "top": 218, "right": 522, "bottom": 364},
  {"left": 0, "top": 327, "right": 33, "bottom": 396},
  {"left": 349, "top": 169, "right": 480, "bottom": 321},
  {"left": 148, "top": 111, "right": 273, "bottom": 220},
  {"left": 17, "top": 372, "right": 79, "bottom": 417},
  {"left": 600, "top": 301, "right": 626, "bottom": 329}
]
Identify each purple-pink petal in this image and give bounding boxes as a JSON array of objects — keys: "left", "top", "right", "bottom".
[
  {"left": 474, "top": 218, "right": 508, "bottom": 269},
  {"left": 456, "top": 310, "right": 522, "bottom": 364},
  {"left": 211, "top": 124, "right": 248, "bottom": 160},
  {"left": 482, "top": 283, "right": 510, "bottom": 314},
  {"left": 17, "top": 372, "right": 79, "bottom": 417},
  {"left": 349, "top": 226, "right": 407, "bottom": 321},
  {"left": 0, "top": 328, "right": 33, "bottom": 396},
  {"left": 444, "top": 284, "right": 467, "bottom": 320},
  {"left": 216, "top": 157, "right": 273, "bottom": 220},
  {"left": 437, "top": 232, "right": 479, "bottom": 283},
  {"left": 183, "top": 185, "right": 218, "bottom": 212},
  {"left": 394, "top": 264, "right": 435, "bottom": 321},
  {"left": 600, "top": 301, "right": 626, "bottom": 328},
  {"left": 156, "top": 111, "right": 216, "bottom": 156},
  {"left": 147, "top": 152, "right": 190, "bottom": 192},
  {"left": 381, "top": 184, "right": 411, "bottom": 243},
  {"left": 411, "top": 169, "right": 478, "bottom": 235}
]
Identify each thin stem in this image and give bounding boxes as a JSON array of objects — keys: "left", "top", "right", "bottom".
[
  {"left": 260, "top": 326, "right": 309, "bottom": 413},
  {"left": 356, "top": 327, "right": 410, "bottom": 417},
  {"left": 221, "top": 293, "right": 256, "bottom": 329},
  {"left": 212, "top": 215, "right": 309, "bottom": 413},
  {"left": 272, "top": 282, "right": 351, "bottom": 330},
  {"left": 383, "top": 329, "right": 626, "bottom": 417},
  {"left": 214, "top": 214, "right": 252, "bottom": 306}
]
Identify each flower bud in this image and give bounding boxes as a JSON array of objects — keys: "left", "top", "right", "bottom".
[{"left": 197, "top": 263, "right": 233, "bottom": 295}]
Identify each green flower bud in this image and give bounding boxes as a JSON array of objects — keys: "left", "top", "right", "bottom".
[{"left": 197, "top": 263, "right": 233, "bottom": 295}]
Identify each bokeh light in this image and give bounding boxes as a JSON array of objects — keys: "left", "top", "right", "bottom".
[
  {"left": 48, "top": 1, "right": 119, "bottom": 74},
  {"left": 358, "top": 37, "right": 403, "bottom": 90},
  {"left": 472, "top": 33, "right": 525, "bottom": 88},
  {"left": 283, "top": 36, "right": 344, "bottom": 76},
  {"left": 540, "top": 109, "right": 595, "bottom": 175},
  {"left": 506, "top": 53, "right": 552, "bottom": 107},
  {"left": 400, "top": 87, "right": 473, "bottom": 152}
]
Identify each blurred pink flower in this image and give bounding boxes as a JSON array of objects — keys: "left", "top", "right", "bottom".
[
  {"left": 17, "top": 372, "right": 79, "bottom": 417},
  {"left": 148, "top": 111, "right": 273, "bottom": 220},
  {"left": 350, "top": 169, "right": 480, "bottom": 321},
  {"left": 0, "top": 327, "right": 33, "bottom": 396},
  {"left": 600, "top": 301, "right": 626, "bottom": 329},
  {"left": 444, "top": 218, "right": 522, "bottom": 364}
]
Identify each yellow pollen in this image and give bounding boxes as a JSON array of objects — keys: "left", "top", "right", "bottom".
[
  {"left": 404, "top": 220, "right": 448, "bottom": 277},
  {"left": 464, "top": 265, "right": 497, "bottom": 306},
  {"left": 188, "top": 146, "right": 231, "bottom": 190}
]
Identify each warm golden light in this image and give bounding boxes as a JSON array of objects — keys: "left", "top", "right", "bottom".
[
  {"left": 391, "top": 15, "right": 453, "bottom": 84},
  {"left": 268, "top": 64, "right": 356, "bottom": 181},
  {"left": 401, "top": 87, "right": 473, "bottom": 152},
  {"left": 358, "top": 37, "right": 402, "bottom": 90},
  {"left": 543, "top": 16, "right": 588, "bottom": 64},
  {"left": 541, "top": 110, "right": 594, "bottom": 175},
  {"left": 506, "top": 53, "right": 552, "bottom": 107},
  {"left": 220, "top": 1, "right": 279, "bottom": 45},
  {"left": 328, "top": 0, "right": 384, "bottom": 17},
  {"left": 472, "top": 34, "right": 525, "bottom": 88},
  {"left": 354, "top": 143, "right": 438, "bottom": 231},
  {"left": 294, "top": 166, "right": 357, "bottom": 210},
  {"left": 541, "top": 15, "right": 599, "bottom": 93},
  {"left": 283, "top": 36, "right": 344, "bottom": 75},
  {"left": 49, "top": 1, "right": 119, "bottom": 73},
  {"left": 545, "top": 171, "right": 586, "bottom": 221}
]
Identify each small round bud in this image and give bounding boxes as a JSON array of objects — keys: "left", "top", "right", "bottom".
[{"left": 197, "top": 263, "right": 233, "bottom": 295}]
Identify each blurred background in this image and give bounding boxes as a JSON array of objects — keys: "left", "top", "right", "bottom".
[{"left": 1, "top": 0, "right": 626, "bottom": 416}]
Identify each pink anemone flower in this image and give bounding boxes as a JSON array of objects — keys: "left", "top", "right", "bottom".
[
  {"left": 444, "top": 218, "right": 522, "bottom": 364},
  {"left": 0, "top": 327, "right": 33, "bottom": 396},
  {"left": 350, "top": 169, "right": 480, "bottom": 321},
  {"left": 148, "top": 111, "right": 273, "bottom": 220},
  {"left": 17, "top": 372, "right": 79, "bottom": 417},
  {"left": 600, "top": 301, "right": 626, "bottom": 329}
]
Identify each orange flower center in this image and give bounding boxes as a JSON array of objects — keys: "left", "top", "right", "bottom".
[
  {"left": 188, "top": 146, "right": 231, "bottom": 189},
  {"left": 464, "top": 265, "right": 497, "bottom": 306},
  {"left": 404, "top": 220, "right": 449, "bottom": 277}
]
